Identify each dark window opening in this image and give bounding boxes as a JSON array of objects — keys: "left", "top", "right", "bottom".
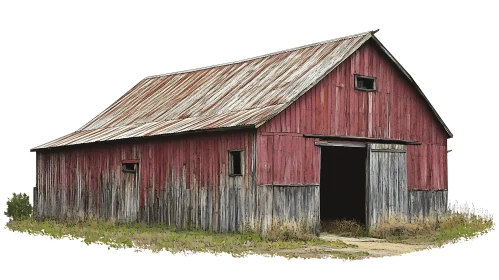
[
  {"left": 229, "top": 150, "right": 242, "bottom": 176},
  {"left": 355, "top": 75, "right": 376, "bottom": 91},
  {"left": 122, "top": 163, "right": 137, "bottom": 173}
]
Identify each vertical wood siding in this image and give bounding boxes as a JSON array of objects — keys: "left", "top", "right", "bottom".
[
  {"left": 257, "top": 40, "right": 448, "bottom": 191},
  {"left": 408, "top": 190, "right": 448, "bottom": 220},
  {"left": 255, "top": 134, "right": 321, "bottom": 233},
  {"left": 366, "top": 144, "right": 408, "bottom": 229},
  {"left": 256, "top": 134, "right": 320, "bottom": 186},
  {"left": 35, "top": 130, "right": 265, "bottom": 232}
]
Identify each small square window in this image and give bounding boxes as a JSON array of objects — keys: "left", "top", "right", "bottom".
[
  {"left": 355, "top": 75, "right": 376, "bottom": 91},
  {"left": 122, "top": 163, "right": 137, "bottom": 173},
  {"left": 228, "top": 150, "right": 242, "bottom": 176}
]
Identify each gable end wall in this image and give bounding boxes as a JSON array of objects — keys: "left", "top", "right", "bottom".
[{"left": 257, "top": 40, "right": 448, "bottom": 191}]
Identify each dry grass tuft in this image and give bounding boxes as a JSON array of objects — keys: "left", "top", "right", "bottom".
[
  {"left": 320, "top": 202, "right": 493, "bottom": 247},
  {"left": 370, "top": 217, "right": 430, "bottom": 240},
  {"left": 265, "top": 219, "right": 316, "bottom": 241},
  {"left": 321, "top": 219, "right": 368, "bottom": 237},
  {"left": 370, "top": 202, "right": 494, "bottom": 245}
]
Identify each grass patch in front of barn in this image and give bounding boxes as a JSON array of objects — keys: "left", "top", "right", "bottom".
[
  {"left": 6, "top": 203, "right": 493, "bottom": 259},
  {"left": 322, "top": 203, "right": 494, "bottom": 247},
  {"left": 6, "top": 218, "right": 367, "bottom": 259},
  {"left": 372, "top": 204, "right": 494, "bottom": 246}
]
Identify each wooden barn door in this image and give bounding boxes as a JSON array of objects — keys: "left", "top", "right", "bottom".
[
  {"left": 122, "top": 162, "right": 139, "bottom": 223},
  {"left": 366, "top": 144, "right": 408, "bottom": 230}
]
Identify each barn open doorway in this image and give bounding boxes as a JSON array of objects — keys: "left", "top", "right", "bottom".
[{"left": 320, "top": 145, "right": 367, "bottom": 227}]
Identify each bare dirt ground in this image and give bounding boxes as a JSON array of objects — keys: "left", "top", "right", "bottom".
[
  {"left": 259, "top": 234, "right": 434, "bottom": 259},
  {"left": 318, "top": 233, "right": 432, "bottom": 258}
]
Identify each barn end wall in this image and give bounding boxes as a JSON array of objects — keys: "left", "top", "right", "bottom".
[
  {"left": 258, "top": 39, "right": 448, "bottom": 192},
  {"left": 256, "top": 39, "right": 449, "bottom": 230},
  {"left": 408, "top": 190, "right": 448, "bottom": 220},
  {"left": 34, "top": 129, "right": 279, "bottom": 233}
]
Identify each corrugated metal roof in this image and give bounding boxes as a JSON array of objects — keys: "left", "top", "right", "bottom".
[
  {"left": 33, "top": 31, "right": 374, "bottom": 150},
  {"left": 31, "top": 29, "right": 452, "bottom": 151},
  {"left": 33, "top": 106, "right": 278, "bottom": 149}
]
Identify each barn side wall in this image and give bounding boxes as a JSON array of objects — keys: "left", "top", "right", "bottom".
[
  {"left": 34, "top": 129, "right": 272, "bottom": 233},
  {"left": 258, "top": 39, "right": 448, "bottom": 191}
]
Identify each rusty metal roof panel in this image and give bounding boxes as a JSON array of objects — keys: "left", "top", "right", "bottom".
[
  {"left": 32, "top": 106, "right": 280, "bottom": 150},
  {"left": 33, "top": 31, "right": 376, "bottom": 150}
]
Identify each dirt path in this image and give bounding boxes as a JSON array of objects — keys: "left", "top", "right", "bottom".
[{"left": 319, "top": 234, "right": 432, "bottom": 258}]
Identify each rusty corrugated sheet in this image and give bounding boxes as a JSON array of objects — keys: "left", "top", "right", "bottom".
[{"left": 32, "top": 31, "right": 374, "bottom": 150}]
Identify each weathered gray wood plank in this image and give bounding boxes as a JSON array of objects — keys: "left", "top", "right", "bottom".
[
  {"left": 367, "top": 143, "right": 408, "bottom": 230},
  {"left": 409, "top": 190, "right": 448, "bottom": 221}
]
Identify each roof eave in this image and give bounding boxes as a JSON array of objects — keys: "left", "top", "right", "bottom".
[
  {"left": 30, "top": 124, "right": 256, "bottom": 152},
  {"left": 370, "top": 35, "right": 453, "bottom": 138}
]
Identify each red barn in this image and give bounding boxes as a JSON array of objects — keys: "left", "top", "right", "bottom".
[{"left": 31, "top": 30, "right": 451, "bottom": 234}]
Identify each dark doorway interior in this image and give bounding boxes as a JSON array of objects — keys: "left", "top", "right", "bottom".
[{"left": 320, "top": 146, "right": 367, "bottom": 225}]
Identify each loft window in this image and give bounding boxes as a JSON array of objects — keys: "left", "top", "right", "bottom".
[
  {"left": 229, "top": 150, "right": 242, "bottom": 176},
  {"left": 122, "top": 162, "right": 137, "bottom": 173},
  {"left": 355, "top": 74, "right": 376, "bottom": 91}
]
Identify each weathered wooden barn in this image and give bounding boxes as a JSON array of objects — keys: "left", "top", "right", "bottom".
[{"left": 31, "top": 30, "right": 451, "bottom": 234}]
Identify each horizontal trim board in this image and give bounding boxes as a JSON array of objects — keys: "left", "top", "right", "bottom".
[
  {"left": 122, "top": 159, "right": 140, "bottom": 164},
  {"left": 409, "top": 190, "right": 449, "bottom": 193},
  {"left": 315, "top": 141, "right": 366, "bottom": 148},
  {"left": 260, "top": 132, "right": 303, "bottom": 137},
  {"left": 371, "top": 149, "right": 406, "bottom": 153},
  {"left": 259, "top": 184, "right": 320, "bottom": 188},
  {"left": 304, "top": 134, "right": 420, "bottom": 145}
]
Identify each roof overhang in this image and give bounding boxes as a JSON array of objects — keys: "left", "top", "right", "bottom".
[
  {"left": 370, "top": 35, "right": 453, "bottom": 138},
  {"left": 30, "top": 124, "right": 256, "bottom": 152}
]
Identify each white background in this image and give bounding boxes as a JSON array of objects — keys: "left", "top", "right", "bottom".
[{"left": 1, "top": 1, "right": 497, "bottom": 279}]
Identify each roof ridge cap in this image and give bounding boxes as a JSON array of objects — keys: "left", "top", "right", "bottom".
[{"left": 144, "top": 30, "right": 375, "bottom": 79}]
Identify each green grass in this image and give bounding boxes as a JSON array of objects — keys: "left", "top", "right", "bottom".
[{"left": 6, "top": 218, "right": 360, "bottom": 259}]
